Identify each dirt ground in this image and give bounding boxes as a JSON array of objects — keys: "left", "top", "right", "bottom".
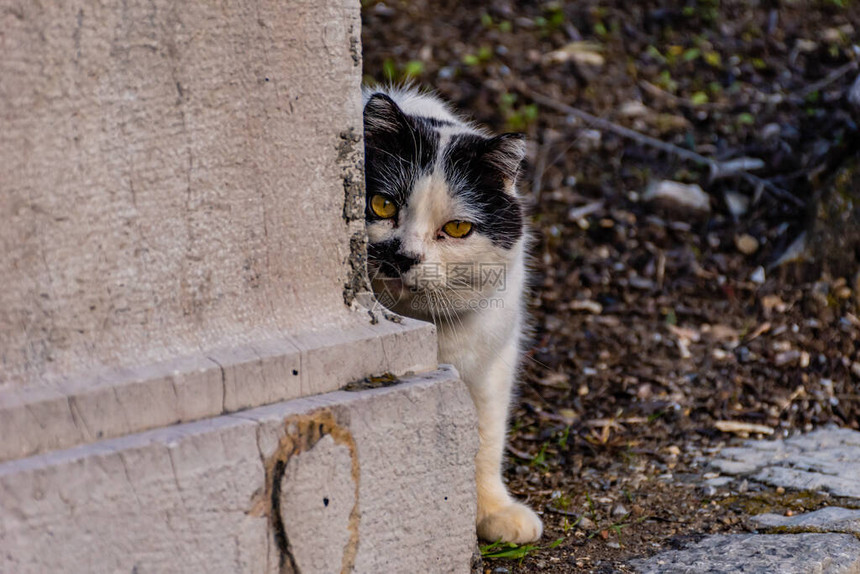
[{"left": 361, "top": 1, "right": 860, "bottom": 571}]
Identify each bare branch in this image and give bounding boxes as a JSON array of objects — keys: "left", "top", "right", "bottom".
[
  {"left": 639, "top": 79, "right": 729, "bottom": 111},
  {"left": 516, "top": 84, "right": 806, "bottom": 208},
  {"left": 709, "top": 157, "right": 766, "bottom": 181},
  {"left": 793, "top": 61, "right": 859, "bottom": 101}
]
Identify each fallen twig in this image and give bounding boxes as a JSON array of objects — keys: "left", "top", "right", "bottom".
[
  {"left": 745, "top": 321, "right": 772, "bottom": 342},
  {"left": 639, "top": 79, "right": 729, "bottom": 111},
  {"left": 709, "top": 157, "right": 766, "bottom": 181},
  {"left": 506, "top": 444, "right": 535, "bottom": 461},
  {"left": 714, "top": 420, "right": 774, "bottom": 436},
  {"left": 793, "top": 60, "right": 859, "bottom": 100},
  {"left": 534, "top": 408, "right": 579, "bottom": 424},
  {"left": 567, "top": 200, "right": 605, "bottom": 221},
  {"left": 516, "top": 84, "right": 805, "bottom": 208},
  {"left": 545, "top": 505, "right": 580, "bottom": 518}
]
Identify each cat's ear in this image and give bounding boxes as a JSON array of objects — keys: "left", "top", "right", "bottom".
[
  {"left": 484, "top": 133, "right": 526, "bottom": 183},
  {"left": 364, "top": 93, "right": 411, "bottom": 136}
]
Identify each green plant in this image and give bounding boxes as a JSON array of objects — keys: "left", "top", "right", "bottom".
[
  {"left": 530, "top": 442, "right": 549, "bottom": 470},
  {"left": 535, "top": 2, "right": 565, "bottom": 35},
  {"left": 499, "top": 92, "right": 539, "bottom": 131},
  {"left": 480, "top": 540, "right": 541, "bottom": 561},
  {"left": 382, "top": 58, "right": 396, "bottom": 81},
  {"left": 562, "top": 514, "right": 581, "bottom": 533},
  {"left": 462, "top": 44, "right": 494, "bottom": 68},
  {"left": 645, "top": 45, "right": 666, "bottom": 64},
  {"left": 585, "top": 491, "right": 596, "bottom": 518},
  {"left": 558, "top": 426, "right": 570, "bottom": 449},
  {"left": 655, "top": 70, "right": 678, "bottom": 93},
  {"left": 682, "top": 47, "right": 701, "bottom": 62},
  {"left": 381, "top": 58, "right": 425, "bottom": 82},
  {"left": 690, "top": 91, "right": 709, "bottom": 105},
  {"left": 681, "top": 0, "right": 719, "bottom": 24},
  {"left": 663, "top": 307, "right": 677, "bottom": 325},
  {"left": 481, "top": 538, "right": 565, "bottom": 564},
  {"left": 704, "top": 51, "right": 722, "bottom": 67},
  {"left": 552, "top": 491, "right": 572, "bottom": 510},
  {"left": 737, "top": 112, "right": 755, "bottom": 125}
]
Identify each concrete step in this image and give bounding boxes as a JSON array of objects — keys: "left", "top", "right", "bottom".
[
  {"left": 0, "top": 366, "right": 478, "bottom": 574},
  {"left": 0, "top": 316, "right": 437, "bottom": 464}
]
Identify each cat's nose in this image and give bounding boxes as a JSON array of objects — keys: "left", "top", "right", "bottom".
[{"left": 389, "top": 250, "right": 421, "bottom": 274}]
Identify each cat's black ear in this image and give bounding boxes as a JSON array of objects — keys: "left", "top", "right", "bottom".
[
  {"left": 364, "top": 93, "right": 411, "bottom": 136},
  {"left": 484, "top": 133, "right": 526, "bottom": 183}
]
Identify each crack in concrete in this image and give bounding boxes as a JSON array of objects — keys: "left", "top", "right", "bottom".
[
  {"left": 270, "top": 458, "right": 299, "bottom": 573},
  {"left": 168, "top": 376, "right": 180, "bottom": 419},
  {"left": 112, "top": 385, "right": 133, "bottom": 433},
  {"left": 249, "top": 424, "right": 274, "bottom": 573},
  {"left": 165, "top": 444, "right": 190, "bottom": 516},
  {"left": 116, "top": 450, "right": 144, "bottom": 509},
  {"left": 66, "top": 396, "right": 94, "bottom": 441},
  {"left": 207, "top": 356, "right": 227, "bottom": 414}
]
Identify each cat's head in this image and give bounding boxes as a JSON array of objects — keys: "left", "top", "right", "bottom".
[{"left": 363, "top": 92, "right": 526, "bottom": 317}]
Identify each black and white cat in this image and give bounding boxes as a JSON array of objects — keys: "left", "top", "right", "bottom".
[{"left": 362, "top": 86, "right": 543, "bottom": 544}]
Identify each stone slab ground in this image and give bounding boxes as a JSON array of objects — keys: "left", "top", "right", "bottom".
[
  {"left": 710, "top": 427, "right": 860, "bottom": 498},
  {"left": 751, "top": 506, "right": 860, "bottom": 535},
  {"left": 632, "top": 532, "right": 860, "bottom": 574},
  {"left": 630, "top": 428, "right": 860, "bottom": 574}
]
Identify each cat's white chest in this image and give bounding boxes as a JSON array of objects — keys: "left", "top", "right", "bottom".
[{"left": 436, "top": 296, "right": 521, "bottom": 385}]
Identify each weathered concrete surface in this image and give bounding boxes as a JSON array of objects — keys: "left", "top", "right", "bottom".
[
  {"left": 0, "top": 0, "right": 441, "bottom": 464},
  {"left": 0, "top": 367, "right": 479, "bottom": 574},
  {"left": 632, "top": 533, "right": 860, "bottom": 574},
  {"left": 1, "top": 0, "right": 366, "bottom": 386},
  {"left": 709, "top": 428, "right": 860, "bottom": 498},
  {"left": 280, "top": 434, "right": 357, "bottom": 573},
  {"left": 752, "top": 507, "right": 860, "bottom": 536}
]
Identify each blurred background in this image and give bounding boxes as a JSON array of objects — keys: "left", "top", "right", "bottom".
[{"left": 362, "top": 1, "right": 859, "bottom": 571}]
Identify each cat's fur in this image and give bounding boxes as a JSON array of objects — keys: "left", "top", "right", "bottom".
[{"left": 362, "top": 86, "right": 543, "bottom": 544}]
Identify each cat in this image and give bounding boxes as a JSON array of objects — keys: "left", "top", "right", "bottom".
[{"left": 362, "top": 86, "right": 543, "bottom": 544}]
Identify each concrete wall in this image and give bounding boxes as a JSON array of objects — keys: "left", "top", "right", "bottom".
[
  {"left": 0, "top": 0, "right": 478, "bottom": 571},
  {"left": 0, "top": 0, "right": 440, "bottom": 460},
  {"left": 1, "top": 0, "right": 365, "bottom": 386}
]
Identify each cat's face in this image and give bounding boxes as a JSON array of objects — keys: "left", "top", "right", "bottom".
[{"left": 363, "top": 93, "right": 526, "bottom": 318}]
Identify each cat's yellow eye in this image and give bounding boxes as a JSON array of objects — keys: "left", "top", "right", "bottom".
[
  {"left": 370, "top": 194, "right": 397, "bottom": 219},
  {"left": 442, "top": 220, "right": 473, "bottom": 238}
]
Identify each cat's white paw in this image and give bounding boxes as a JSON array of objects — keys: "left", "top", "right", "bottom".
[{"left": 477, "top": 501, "right": 543, "bottom": 544}]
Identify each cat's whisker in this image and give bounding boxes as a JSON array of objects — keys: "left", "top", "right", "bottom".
[
  {"left": 436, "top": 290, "right": 468, "bottom": 349},
  {"left": 439, "top": 286, "right": 556, "bottom": 375},
  {"left": 434, "top": 292, "right": 468, "bottom": 360}
]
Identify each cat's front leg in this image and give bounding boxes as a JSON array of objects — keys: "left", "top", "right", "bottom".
[{"left": 466, "top": 337, "right": 543, "bottom": 544}]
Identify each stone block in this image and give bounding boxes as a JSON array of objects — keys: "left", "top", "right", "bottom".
[
  {"left": 632, "top": 533, "right": 860, "bottom": 574},
  {"left": 752, "top": 506, "right": 860, "bottom": 535},
  {"left": 709, "top": 428, "right": 860, "bottom": 499}
]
